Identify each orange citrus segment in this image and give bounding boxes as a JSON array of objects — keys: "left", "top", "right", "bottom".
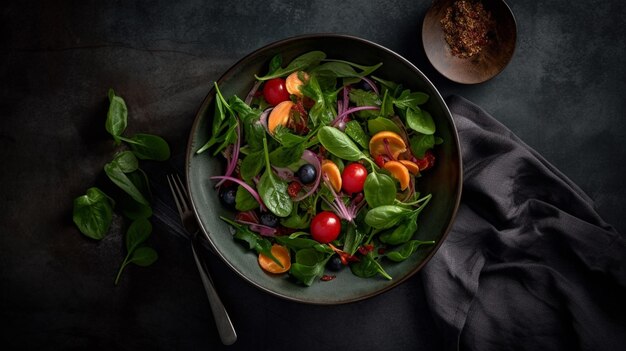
[
  {"left": 369, "top": 131, "right": 407, "bottom": 159},
  {"left": 268, "top": 100, "right": 295, "bottom": 134},
  {"left": 383, "top": 160, "right": 410, "bottom": 191},
  {"left": 399, "top": 160, "right": 420, "bottom": 175},
  {"left": 285, "top": 71, "right": 309, "bottom": 97},
  {"left": 258, "top": 244, "right": 291, "bottom": 274},
  {"left": 321, "top": 159, "right": 342, "bottom": 192}
]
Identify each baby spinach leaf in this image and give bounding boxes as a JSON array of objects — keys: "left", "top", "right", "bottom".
[
  {"left": 240, "top": 150, "right": 265, "bottom": 182},
  {"left": 350, "top": 252, "right": 392, "bottom": 280},
  {"left": 364, "top": 172, "right": 397, "bottom": 208},
  {"left": 379, "top": 212, "right": 418, "bottom": 245},
  {"left": 269, "top": 142, "right": 305, "bottom": 168},
  {"left": 410, "top": 133, "right": 436, "bottom": 158},
  {"left": 227, "top": 220, "right": 281, "bottom": 266},
  {"left": 406, "top": 108, "right": 435, "bottom": 135},
  {"left": 110, "top": 151, "right": 138, "bottom": 173},
  {"left": 317, "top": 126, "right": 367, "bottom": 161},
  {"left": 312, "top": 62, "right": 360, "bottom": 78},
  {"left": 106, "top": 89, "right": 128, "bottom": 144},
  {"left": 255, "top": 51, "right": 326, "bottom": 80},
  {"left": 125, "top": 218, "right": 152, "bottom": 253},
  {"left": 72, "top": 187, "right": 114, "bottom": 240},
  {"left": 235, "top": 185, "right": 260, "bottom": 211},
  {"left": 104, "top": 162, "right": 149, "bottom": 206},
  {"left": 323, "top": 59, "right": 383, "bottom": 77},
  {"left": 344, "top": 120, "right": 370, "bottom": 149},
  {"left": 280, "top": 206, "right": 311, "bottom": 229},
  {"left": 258, "top": 137, "right": 293, "bottom": 217},
  {"left": 364, "top": 205, "right": 414, "bottom": 229},
  {"left": 267, "top": 54, "right": 283, "bottom": 75},
  {"left": 120, "top": 133, "right": 171, "bottom": 161},
  {"left": 385, "top": 240, "right": 435, "bottom": 262},
  {"left": 128, "top": 247, "right": 158, "bottom": 266},
  {"left": 301, "top": 74, "right": 336, "bottom": 126},
  {"left": 275, "top": 235, "right": 319, "bottom": 251},
  {"left": 290, "top": 248, "right": 329, "bottom": 286},
  {"left": 367, "top": 117, "right": 403, "bottom": 136}
]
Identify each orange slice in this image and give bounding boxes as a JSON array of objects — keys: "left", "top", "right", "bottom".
[
  {"left": 285, "top": 71, "right": 309, "bottom": 97},
  {"left": 268, "top": 100, "right": 295, "bottom": 134},
  {"left": 369, "top": 131, "right": 407, "bottom": 159},
  {"left": 258, "top": 244, "right": 291, "bottom": 274},
  {"left": 399, "top": 160, "right": 420, "bottom": 175},
  {"left": 321, "top": 159, "right": 342, "bottom": 192},
  {"left": 383, "top": 160, "right": 410, "bottom": 191}
]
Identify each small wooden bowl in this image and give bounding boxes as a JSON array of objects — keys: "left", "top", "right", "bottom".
[{"left": 422, "top": 0, "right": 517, "bottom": 84}]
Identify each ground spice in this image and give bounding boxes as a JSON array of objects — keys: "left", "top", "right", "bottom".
[{"left": 440, "top": 0, "right": 494, "bottom": 58}]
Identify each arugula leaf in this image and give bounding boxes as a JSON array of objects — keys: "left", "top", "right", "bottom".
[
  {"left": 344, "top": 120, "right": 370, "bottom": 149},
  {"left": 349, "top": 89, "right": 381, "bottom": 119},
  {"left": 350, "top": 252, "right": 392, "bottom": 280},
  {"left": 392, "top": 89, "right": 429, "bottom": 110}
]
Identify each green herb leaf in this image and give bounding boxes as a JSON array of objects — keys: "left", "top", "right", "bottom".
[
  {"left": 348, "top": 89, "right": 381, "bottom": 119},
  {"left": 72, "top": 187, "right": 114, "bottom": 240},
  {"left": 392, "top": 89, "right": 429, "bottom": 110},
  {"left": 363, "top": 172, "right": 397, "bottom": 208},
  {"left": 385, "top": 240, "right": 435, "bottom": 262},
  {"left": 256, "top": 51, "right": 326, "bottom": 80},
  {"left": 129, "top": 246, "right": 158, "bottom": 266},
  {"left": 350, "top": 252, "right": 392, "bottom": 280},
  {"left": 379, "top": 212, "right": 418, "bottom": 245},
  {"left": 125, "top": 218, "right": 152, "bottom": 253},
  {"left": 344, "top": 120, "right": 370, "bottom": 149},
  {"left": 122, "top": 133, "right": 171, "bottom": 161},
  {"left": 406, "top": 108, "right": 436, "bottom": 135},
  {"left": 317, "top": 126, "right": 366, "bottom": 161},
  {"left": 367, "top": 117, "right": 403, "bottom": 136},
  {"left": 269, "top": 142, "right": 305, "bottom": 168},
  {"left": 110, "top": 151, "right": 138, "bottom": 173},
  {"left": 410, "top": 133, "right": 436, "bottom": 159},
  {"left": 106, "top": 89, "right": 128, "bottom": 144},
  {"left": 235, "top": 185, "right": 260, "bottom": 211}
]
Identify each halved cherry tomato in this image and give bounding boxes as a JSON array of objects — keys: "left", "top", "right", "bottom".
[
  {"left": 310, "top": 211, "right": 341, "bottom": 244},
  {"left": 263, "top": 78, "right": 290, "bottom": 106},
  {"left": 258, "top": 244, "right": 291, "bottom": 274},
  {"left": 341, "top": 163, "right": 368, "bottom": 194}
]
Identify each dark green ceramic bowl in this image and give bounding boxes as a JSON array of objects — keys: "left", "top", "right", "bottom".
[{"left": 186, "top": 34, "right": 462, "bottom": 305}]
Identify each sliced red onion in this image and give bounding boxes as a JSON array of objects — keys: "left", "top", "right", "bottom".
[
  {"left": 215, "top": 119, "right": 241, "bottom": 187},
  {"left": 272, "top": 166, "right": 295, "bottom": 181},
  {"left": 259, "top": 107, "right": 272, "bottom": 134},
  {"left": 235, "top": 219, "right": 277, "bottom": 237},
  {"left": 245, "top": 81, "right": 263, "bottom": 105},
  {"left": 210, "top": 175, "right": 266, "bottom": 211},
  {"left": 293, "top": 150, "right": 322, "bottom": 201},
  {"left": 361, "top": 76, "right": 379, "bottom": 95}
]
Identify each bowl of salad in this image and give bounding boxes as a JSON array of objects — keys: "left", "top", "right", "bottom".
[{"left": 186, "top": 34, "right": 462, "bottom": 304}]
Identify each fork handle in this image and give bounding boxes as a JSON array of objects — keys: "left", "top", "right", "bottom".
[{"left": 191, "top": 242, "right": 238, "bottom": 345}]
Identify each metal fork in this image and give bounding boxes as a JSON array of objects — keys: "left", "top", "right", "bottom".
[{"left": 167, "top": 173, "right": 237, "bottom": 345}]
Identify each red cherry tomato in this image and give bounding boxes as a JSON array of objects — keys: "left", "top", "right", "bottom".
[
  {"left": 341, "top": 163, "right": 368, "bottom": 194},
  {"left": 263, "top": 78, "right": 290, "bottom": 106},
  {"left": 310, "top": 211, "right": 341, "bottom": 244}
]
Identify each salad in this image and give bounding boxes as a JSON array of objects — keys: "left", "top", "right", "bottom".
[{"left": 196, "top": 51, "right": 442, "bottom": 286}]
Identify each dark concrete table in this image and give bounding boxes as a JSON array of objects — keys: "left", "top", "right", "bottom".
[{"left": 1, "top": 0, "right": 624, "bottom": 350}]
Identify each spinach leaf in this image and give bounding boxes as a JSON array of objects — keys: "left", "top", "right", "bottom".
[
  {"left": 106, "top": 89, "right": 128, "bottom": 144},
  {"left": 385, "top": 239, "right": 435, "bottom": 262},
  {"left": 104, "top": 161, "right": 149, "bottom": 206},
  {"left": 275, "top": 235, "right": 319, "bottom": 251},
  {"left": 255, "top": 51, "right": 326, "bottom": 80},
  {"left": 258, "top": 137, "right": 293, "bottom": 217},
  {"left": 323, "top": 59, "right": 383, "bottom": 77},
  {"left": 225, "top": 219, "right": 282, "bottom": 266},
  {"left": 267, "top": 54, "right": 283, "bottom": 75},
  {"left": 280, "top": 206, "right": 311, "bottom": 229},
  {"left": 235, "top": 185, "right": 260, "bottom": 211},
  {"left": 344, "top": 120, "right": 370, "bottom": 149},
  {"left": 290, "top": 248, "right": 329, "bottom": 286},
  {"left": 350, "top": 252, "right": 392, "bottom": 280},
  {"left": 110, "top": 150, "right": 138, "bottom": 173},
  {"left": 317, "top": 126, "right": 367, "bottom": 161},
  {"left": 197, "top": 83, "right": 234, "bottom": 154},
  {"left": 239, "top": 150, "right": 265, "bottom": 182},
  {"left": 114, "top": 218, "right": 158, "bottom": 285},
  {"left": 312, "top": 62, "right": 360, "bottom": 78},
  {"left": 367, "top": 117, "right": 403, "bottom": 136},
  {"left": 269, "top": 142, "right": 305, "bottom": 167},
  {"left": 364, "top": 205, "right": 414, "bottom": 229},
  {"left": 379, "top": 212, "right": 418, "bottom": 245},
  {"left": 72, "top": 187, "right": 114, "bottom": 240},
  {"left": 410, "top": 133, "right": 436, "bottom": 159},
  {"left": 363, "top": 172, "right": 397, "bottom": 208},
  {"left": 120, "top": 133, "right": 171, "bottom": 161},
  {"left": 406, "top": 108, "right": 435, "bottom": 135}
]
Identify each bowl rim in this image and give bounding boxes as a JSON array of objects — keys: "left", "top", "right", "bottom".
[{"left": 185, "top": 33, "right": 463, "bottom": 304}]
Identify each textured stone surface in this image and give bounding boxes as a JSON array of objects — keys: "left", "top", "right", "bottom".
[{"left": 1, "top": 0, "right": 624, "bottom": 349}]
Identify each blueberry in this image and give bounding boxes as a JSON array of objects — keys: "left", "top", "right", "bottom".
[
  {"left": 218, "top": 186, "right": 237, "bottom": 210},
  {"left": 260, "top": 212, "right": 279, "bottom": 228},
  {"left": 296, "top": 164, "right": 317, "bottom": 184},
  {"left": 358, "top": 79, "right": 376, "bottom": 92},
  {"left": 326, "top": 254, "right": 344, "bottom": 271}
]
